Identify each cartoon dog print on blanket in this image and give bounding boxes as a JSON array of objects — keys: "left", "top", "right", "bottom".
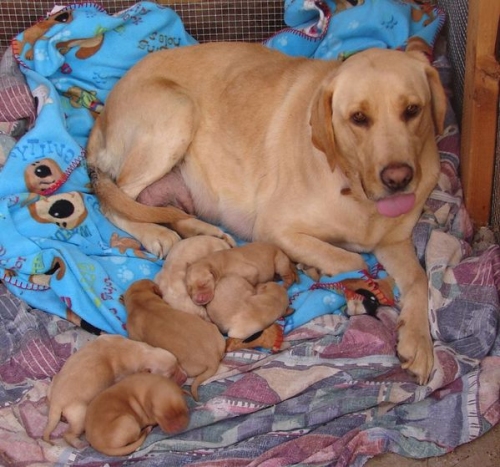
[
  {"left": 24, "top": 158, "right": 64, "bottom": 195},
  {"left": 63, "top": 86, "right": 104, "bottom": 119},
  {"left": 28, "top": 256, "right": 66, "bottom": 287},
  {"left": 56, "top": 34, "right": 105, "bottom": 59},
  {"left": 12, "top": 10, "right": 74, "bottom": 61},
  {"left": 27, "top": 192, "right": 87, "bottom": 229}
]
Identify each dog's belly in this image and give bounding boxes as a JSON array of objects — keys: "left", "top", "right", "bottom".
[
  {"left": 137, "top": 168, "right": 195, "bottom": 214},
  {"left": 181, "top": 164, "right": 257, "bottom": 241},
  {"left": 181, "top": 153, "right": 266, "bottom": 241}
]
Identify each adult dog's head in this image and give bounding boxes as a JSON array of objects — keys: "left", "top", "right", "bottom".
[{"left": 311, "top": 48, "right": 446, "bottom": 218}]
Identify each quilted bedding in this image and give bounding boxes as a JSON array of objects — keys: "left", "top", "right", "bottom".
[{"left": 0, "top": 1, "right": 499, "bottom": 466}]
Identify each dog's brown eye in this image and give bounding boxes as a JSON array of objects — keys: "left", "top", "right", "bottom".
[
  {"left": 350, "top": 111, "right": 369, "bottom": 126},
  {"left": 404, "top": 104, "right": 421, "bottom": 120}
]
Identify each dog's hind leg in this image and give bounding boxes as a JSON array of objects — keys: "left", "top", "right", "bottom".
[
  {"left": 88, "top": 81, "right": 215, "bottom": 256},
  {"left": 88, "top": 78, "right": 236, "bottom": 255}
]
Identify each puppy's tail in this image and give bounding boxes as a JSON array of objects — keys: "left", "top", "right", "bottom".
[
  {"left": 190, "top": 366, "right": 219, "bottom": 402},
  {"left": 88, "top": 165, "right": 192, "bottom": 224}
]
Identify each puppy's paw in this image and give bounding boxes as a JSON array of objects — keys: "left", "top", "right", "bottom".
[
  {"left": 297, "top": 263, "right": 322, "bottom": 281},
  {"left": 281, "top": 265, "right": 299, "bottom": 288},
  {"left": 396, "top": 320, "right": 434, "bottom": 385},
  {"left": 63, "top": 432, "right": 88, "bottom": 450},
  {"left": 140, "top": 225, "right": 181, "bottom": 258},
  {"left": 220, "top": 232, "right": 237, "bottom": 247}
]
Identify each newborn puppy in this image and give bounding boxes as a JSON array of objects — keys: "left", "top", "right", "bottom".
[
  {"left": 206, "top": 275, "right": 292, "bottom": 339},
  {"left": 124, "top": 279, "right": 226, "bottom": 400},
  {"left": 185, "top": 241, "right": 298, "bottom": 306},
  {"left": 85, "top": 372, "right": 189, "bottom": 457},
  {"left": 154, "top": 235, "right": 232, "bottom": 320},
  {"left": 43, "top": 334, "right": 185, "bottom": 448}
]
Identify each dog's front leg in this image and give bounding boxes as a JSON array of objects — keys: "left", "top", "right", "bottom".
[
  {"left": 106, "top": 211, "right": 181, "bottom": 258},
  {"left": 170, "top": 218, "right": 236, "bottom": 247},
  {"left": 375, "top": 240, "right": 434, "bottom": 385},
  {"left": 269, "top": 233, "right": 367, "bottom": 277}
]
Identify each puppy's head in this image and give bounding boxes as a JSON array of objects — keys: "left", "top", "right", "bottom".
[
  {"left": 185, "top": 263, "right": 216, "bottom": 305},
  {"left": 153, "top": 384, "right": 189, "bottom": 434},
  {"left": 123, "top": 279, "right": 163, "bottom": 311},
  {"left": 310, "top": 48, "right": 446, "bottom": 217}
]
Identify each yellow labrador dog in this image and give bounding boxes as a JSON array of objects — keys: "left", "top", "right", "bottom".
[{"left": 86, "top": 43, "right": 446, "bottom": 385}]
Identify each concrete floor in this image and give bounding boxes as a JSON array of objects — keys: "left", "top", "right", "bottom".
[{"left": 367, "top": 421, "right": 500, "bottom": 466}]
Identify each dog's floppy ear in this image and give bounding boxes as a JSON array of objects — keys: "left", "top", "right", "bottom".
[
  {"left": 407, "top": 50, "right": 447, "bottom": 135},
  {"left": 310, "top": 81, "right": 337, "bottom": 170},
  {"left": 151, "top": 282, "right": 163, "bottom": 297},
  {"left": 425, "top": 64, "right": 447, "bottom": 135}
]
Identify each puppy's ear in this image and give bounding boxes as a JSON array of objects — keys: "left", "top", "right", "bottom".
[
  {"left": 310, "top": 82, "right": 337, "bottom": 170},
  {"left": 208, "top": 265, "right": 218, "bottom": 282},
  {"left": 152, "top": 283, "right": 163, "bottom": 297}
]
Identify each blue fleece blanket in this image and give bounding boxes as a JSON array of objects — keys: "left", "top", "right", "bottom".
[
  {"left": 0, "top": 0, "right": 441, "bottom": 336},
  {"left": 265, "top": 0, "right": 444, "bottom": 59}
]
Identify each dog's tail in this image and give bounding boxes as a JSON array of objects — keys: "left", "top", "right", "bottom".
[{"left": 88, "top": 165, "right": 192, "bottom": 224}]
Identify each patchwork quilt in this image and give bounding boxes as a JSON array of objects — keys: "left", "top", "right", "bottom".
[{"left": 0, "top": 1, "right": 499, "bottom": 466}]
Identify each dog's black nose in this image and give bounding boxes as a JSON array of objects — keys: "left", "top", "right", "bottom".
[{"left": 380, "top": 163, "right": 413, "bottom": 191}]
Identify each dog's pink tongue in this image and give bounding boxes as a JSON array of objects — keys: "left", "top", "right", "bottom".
[{"left": 376, "top": 193, "right": 416, "bottom": 217}]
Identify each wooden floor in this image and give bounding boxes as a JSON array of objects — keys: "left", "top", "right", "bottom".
[{"left": 367, "top": 421, "right": 500, "bottom": 467}]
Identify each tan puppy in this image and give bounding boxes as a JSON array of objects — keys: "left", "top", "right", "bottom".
[
  {"left": 206, "top": 275, "right": 292, "bottom": 339},
  {"left": 85, "top": 372, "right": 189, "bottom": 457},
  {"left": 124, "top": 279, "right": 226, "bottom": 400},
  {"left": 86, "top": 43, "right": 447, "bottom": 384},
  {"left": 185, "top": 242, "right": 298, "bottom": 306},
  {"left": 43, "top": 334, "right": 185, "bottom": 448},
  {"left": 154, "top": 235, "right": 232, "bottom": 320}
]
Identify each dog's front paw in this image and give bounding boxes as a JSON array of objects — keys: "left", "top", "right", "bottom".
[
  {"left": 140, "top": 225, "right": 181, "bottom": 258},
  {"left": 396, "top": 320, "right": 434, "bottom": 385}
]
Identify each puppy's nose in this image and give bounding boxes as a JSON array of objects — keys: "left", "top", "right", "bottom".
[{"left": 380, "top": 163, "right": 413, "bottom": 192}]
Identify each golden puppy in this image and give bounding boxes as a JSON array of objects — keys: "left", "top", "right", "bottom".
[
  {"left": 206, "top": 275, "right": 292, "bottom": 339},
  {"left": 43, "top": 334, "right": 185, "bottom": 448},
  {"left": 154, "top": 235, "right": 232, "bottom": 320},
  {"left": 85, "top": 372, "right": 189, "bottom": 456},
  {"left": 185, "top": 242, "right": 298, "bottom": 306},
  {"left": 86, "top": 43, "right": 447, "bottom": 384},
  {"left": 124, "top": 279, "right": 225, "bottom": 400}
]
